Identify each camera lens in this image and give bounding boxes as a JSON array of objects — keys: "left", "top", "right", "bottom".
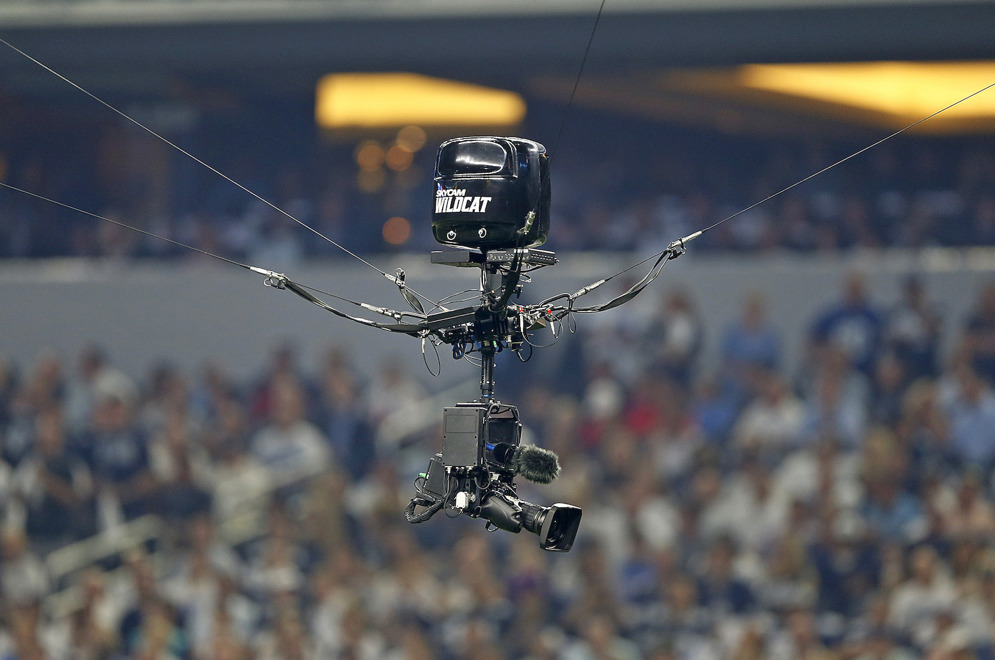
[{"left": 521, "top": 502, "right": 582, "bottom": 552}]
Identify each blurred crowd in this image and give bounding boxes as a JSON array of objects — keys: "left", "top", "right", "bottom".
[
  {"left": 3, "top": 115, "right": 995, "bottom": 261},
  {"left": 1, "top": 266, "right": 995, "bottom": 660}
]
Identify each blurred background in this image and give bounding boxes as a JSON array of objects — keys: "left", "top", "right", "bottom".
[{"left": 2, "top": 1, "right": 995, "bottom": 658}]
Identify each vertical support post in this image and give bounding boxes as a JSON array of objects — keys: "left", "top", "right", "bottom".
[
  {"left": 478, "top": 258, "right": 502, "bottom": 402},
  {"left": 480, "top": 342, "right": 496, "bottom": 401}
]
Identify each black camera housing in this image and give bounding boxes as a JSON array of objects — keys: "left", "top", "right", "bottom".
[
  {"left": 441, "top": 403, "right": 520, "bottom": 469},
  {"left": 432, "top": 137, "right": 550, "bottom": 250},
  {"left": 413, "top": 402, "right": 581, "bottom": 552}
]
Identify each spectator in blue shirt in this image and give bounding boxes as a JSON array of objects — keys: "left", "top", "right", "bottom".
[
  {"left": 810, "top": 272, "right": 885, "bottom": 376},
  {"left": 77, "top": 374, "right": 156, "bottom": 521},
  {"left": 945, "top": 366, "right": 995, "bottom": 470},
  {"left": 720, "top": 292, "right": 782, "bottom": 396},
  {"left": 963, "top": 282, "right": 995, "bottom": 387}
]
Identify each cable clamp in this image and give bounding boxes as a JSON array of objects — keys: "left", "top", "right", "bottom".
[
  {"left": 667, "top": 229, "right": 703, "bottom": 258},
  {"left": 250, "top": 266, "right": 288, "bottom": 289}
]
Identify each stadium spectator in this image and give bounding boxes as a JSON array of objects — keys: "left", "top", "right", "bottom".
[
  {"left": 363, "top": 358, "right": 429, "bottom": 463},
  {"left": 801, "top": 347, "right": 871, "bottom": 449},
  {"left": 690, "top": 373, "right": 741, "bottom": 445},
  {"left": 0, "top": 527, "right": 48, "bottom": 609},
  {"left": 888, "top": 546, "right": 958, "bottom": 650},
  {"left": 695, "top": 536, "right": 756, "bottom": 616},
  {"left": 886, "top": 276, "right": 942, "bottom": 380},
  {"left": 63, "top": 345, "right": 121, "bottom": 436},
  {"left": 699, "top": 457, "right": 789, "bottom": 552},
  {"left": 859, "top": 428, "right": 928, "bottom": 544},
  {"left": 962, "top": 282, "right": 995, "bottom": 387},
  {"left": 809, "top": 271, "right": 885, "bottom": 376},
  {"left": 943, "top": 366, "right": 995, "bottom": 471},
  {"left": 766, "top": 607, "right": 835, "bottom": 660},
  {"left": 895, "top": 378, "right": 951, "bottom": 490},
  {"left": 249, "top": 377, "right": 329, "bottom": 485},
  {"left": 75, "top": 370, "right": 157, "bottom": 523},
  {"left": 1, "top": 353, "right": 66, "bottom": 470},
  {"left": 869, "top": 353, "right": 908, "bottom": 427},
  {"left": 933, "top": 471, "right": 995, "bottom": 538},
  {"left": 207, "top": 402, "right": 271, "bottom": 525},
  {"left": 316, "top": 348, "right": 375, "bottom": 480},
  {"left": 561, "top": 613, "right": 641, "bottom": 660},
  {"left": 247, "top": 344, "right": 316, "bottom": 426},
  {"left": 12, "top": 406, "right": 97, "bottom": 547},
  {"left": 645, "top": 289, "right": 703, "bottom": 387},
  {"left": 116, "top": 550, "right": 191, "bottom": 660},
  {"left": 148, "top": 407, "right": 213, "bottom": 521},
  {"left": 808, "top": 511, "right": 881, "bottom": 616},
  {"left": 720, "top": 292, "right": 782, "bottom": 395},
  {"left": 733, "top": 370, "right": 805, "bottom": 453}
]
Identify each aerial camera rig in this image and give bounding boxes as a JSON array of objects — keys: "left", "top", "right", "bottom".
[
  {"left": 3, "top": 33, "right": 973, "bottom": 552},
  {"left": 261, "top": 136, "right": 694, "bottom": 551},
  {"left": 406, "top": 137, "right": 581, "bottom": 552}
]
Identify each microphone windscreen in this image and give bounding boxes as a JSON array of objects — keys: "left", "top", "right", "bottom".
[{"left": 513, "top": 445, "right": 560, "bottom": 484}]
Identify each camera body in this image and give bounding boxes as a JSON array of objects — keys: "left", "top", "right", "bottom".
[
  {"left": 415, "top": 403, "right": 581, "bottom": 552},
  {"left": 432, "top": 137, "right": 551, "bottom": 250},
  {"left": 440, "top": 403, "right": 519, "bottom": 468}
]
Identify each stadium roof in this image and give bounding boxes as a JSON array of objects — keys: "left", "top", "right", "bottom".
[{"left": 1, "top": 0, "right": 993, "bottom": 134}]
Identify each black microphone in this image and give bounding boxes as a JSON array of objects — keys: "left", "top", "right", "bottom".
[{"left": 492, "top": 443, "right": 560, "bottom": 484}]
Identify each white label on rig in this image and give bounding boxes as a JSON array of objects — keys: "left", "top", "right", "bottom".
[{"left": 435, "top": 189, "right": 492, "bottom": 214}]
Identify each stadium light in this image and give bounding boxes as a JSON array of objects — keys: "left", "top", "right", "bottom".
[
  {"left": 315, "top": 73, "right": 526, "bottom": 129},
  {"left": 737, "top": 61, "right": 995, "bottom": 133}
]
